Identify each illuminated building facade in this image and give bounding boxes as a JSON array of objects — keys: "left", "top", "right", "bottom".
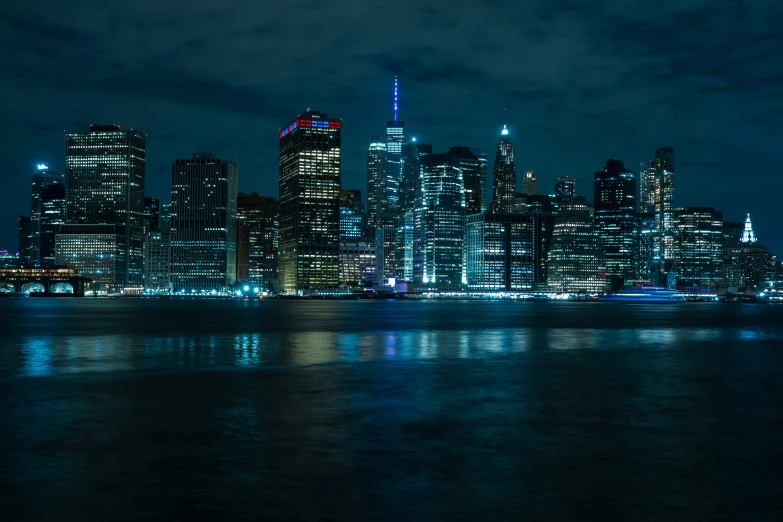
[
  {"left": 340, "top": 189, "right": 366, "bottom": 240},
  {"left": 593, "top": 159, "right": 638, "bottom": 290},
  {"left": 637, "top": 212, "right": 657, "bottom": 283},
  {"left": 170, "top": 153, "right": 238, "bottom": 293},
  {"left": 414, "top": 148, "right": 466, "bottom": 285},
  {"left": 399, "top": 141, "right": 432, "bottom": 214},
  {"left": 30, "top": 165, "right": 66, "bottom": 266},
  {"left": 237, "top": 192, "right": 279, "bottom": 290},
  {"left": 394, "top": 210, "right": 414, "bottom": 281},
  {"left": 490, "top": 126, "right": 516, "bottom": 213},
  {"left": 366, "top": 139, "right": 388, "bottom": 226},
  {"left": 375, "top": 226, "right": 396, "bottom": 286},
  {"left": 521, "top": 170, "right": 537, "bottom": 196},
  {"left": 451, "top": 146, "right": 486, "bottom": 215},
  {"left": 144, "top": 229, "right": 170, "bottom": 292},
  {"left": 464, "top": 213, "right": 537, "bottom": 291},
  {"left": 673, "top": 207, "right": 723, "bottom": 292},
  {"left": 339, "top": 241, "right": 377, "bottom": 287},
  {"left": 55, "top": 224, "right": 118, "bottom": 293},
  {"left": 63, "top": 124, "right": 146, "bottom": 290},
  {"left": 278, "top": 110, "right": 341, "bottom": 294},
  {"left": 548, "top": 196, "right": 606, "bottom": 293}
]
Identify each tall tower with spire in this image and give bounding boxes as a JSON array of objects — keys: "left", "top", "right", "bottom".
[
  {"left": 385, "top": 77, "right": 405, "bottom": 214},
  {"left": 741, "top": 213, "right": 757, "bottom": 243},
  {"left": 490, "top": 125, "right": 516, "bottom": 213}
]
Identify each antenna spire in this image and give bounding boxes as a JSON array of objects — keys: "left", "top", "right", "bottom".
[{"left": 393, "top": 76, "right": 399, "bottom": 122}]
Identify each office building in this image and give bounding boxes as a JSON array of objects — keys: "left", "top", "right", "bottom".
[
  {"left": 385, "top": 77, "right": 405, "bottom": 205},
  {"left": 144, "top": 229, "right": 170, "bottom": 292},
  {"left": 62, "top": 124, "right": 146, "bottom": 291},
  {"left": 375, "top": 225, "right": 396, "bottom": 286},
  {"left": 464, "top": 213, "right": 538, "bottom": 291},
  {"left": 490, "top": 125, "right": 516, "bottom": 213},
  {"left": 637, "top": 212, "right": 657, "bottom": 283},
  {"left": 30, "top": 165, "right": 66, "bottom": 266},
  {"left": 521, "top": 170, "right": 537, "bottom": 195},
  {"left": 414, "top": 148, "right": 466, "bottom": 285},
  {"left": 555, "top": 176, "right": 575, "bottom": 200},
  {"left": 339, "top": 241, "right": 377, "bottom": 287},
  {"left": 340, "top": 189, "right": 366, "bottom": 240},
  {"left": 278, "top": 110, "right": 341, "bottom": 294},
  {"left": 593, "top": 159, "right": 638, "bottom": 290},
  {"left": 55, "top": 224, "right": 118, "bottom": 294},
  {"left": 236, "top": 221, "right": 251, "bottom": 282},
  {"left": 548, "top": 196, "right": 606, "bottom": 293},
  {"left": 399, "top": 141, "right": 432, "bottom": 214},
  {"left": 144, "top": 196, "right": 160, "bottom": 232},
  {"left": 451, "top": 146, "right": 486, "bottom": 215},
  {"left": 237, "top": 192, "right": 278, "bottom": 290},
  {"left": 394, "top": 210, "right": 414, "bottom": 281},
  {"left": 17, "top": 216, "right": 32, "bottom": 264},
  {"left": 170, "top": 153, "right": 238, "bottom": 293},
  {"left": 673, "top": 207, "right": 723, "bottom": 292},
  {"left": 366, "top": 138, "right": 388, "bottom": 226},
  {"left": 639, "top": 160, "right": 657, "bottom": 214},
  {"left": 641, "top": 148, "right": 676, "bottom": 278}
]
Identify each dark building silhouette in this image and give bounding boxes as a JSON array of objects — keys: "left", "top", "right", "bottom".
[
  {"left": 237, "top": 192, "right": 279, "bottom": 290},
  {"left": 30, "top": 165, "right": 65, "bottom": 266},
  {"left": 555, "top": 176, "right": 576, "bottom": 200},
  {"left": 490, "top": 126, "right": 516, "bottom": 213},
  {"left": 593, "top": 159, "right": 638, "bottom": 291},
  {"left": 17, "top": 216, "right": 32, "bottom": 264},
  {"left": 144, "top": 196, "right": 160, "bottom": 232},
  {"left": 170, "top": 153, "right": 238, "bottom": 293}
]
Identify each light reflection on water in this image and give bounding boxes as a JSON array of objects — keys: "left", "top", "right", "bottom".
[{"left": 12, "top": 325, "right": 782, "bottom": 378}]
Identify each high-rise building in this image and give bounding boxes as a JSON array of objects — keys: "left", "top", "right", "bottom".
[
  {"left": 555, "top": 176, "right": 575, "bottom": 200},
  {"left": 464, "top": 213, "right": 538, "bottom": 291},
  {"left": 30, "top": 164, "right": 66, "bottom": 266},
  {"left": 490, "top": 125, "right": 516, "bottom": 213},
  {"left": 637, "top": 212, "right": 657, "bottom": 283},
  {"left": 236, "top": 221, "right": 251, "bottom": 283},
  {"left": 237, "top": 192, "right": 279, "bottom": 290},
  {"left": 451, "top": 146, "right": 486, "bottom": 215},
  {"left": 394, "top": 210, "right": 415, "bottom": 282},
  {"left": 144, "top": 196, "right": 160, "bottom": 232},
  {"left": 339, "top": 189, "right": 366, "bottom": 240},
  {"left": 144, "top": 229, "right": 170, "bottom": 293},
  {"left": 399, "top": 141, "right": 432, "bottom": 215},
  {"left": 366, "top": 138, "right": 388, "bottom": 226},
  {"left": 278, "top": 110, "right": 341, "bottom": 295},
  {"left": 639, "top": 160, "right": 657, "bottom": 214},
  {"left": 386, "top": 77, "right": 405, "bottom": 200},
  {"left": 547, "top": 196, "right": 606, "bottom": 293},
  {"left": 339, "top": 241, "right": 378, "bottom": 287},
  {"left": 55, "top": 224, "right": 118, "bottom": 294},
  {"left": 414, "top": 148, "right": 466, "bottom": 285},
  {"left": 673, "top": 207, "right": 723, "bottom": 292},
  {"left": 521, "top": 170, "right": 537, "bottom": 196},
  {"left": 593, "top": 159, "right": 638, "bottom": 290},
  {"left": 374, "top": 225, "right": 396, "bottom": 286},
  {"left": 62, "top": 124, "right": 146, "bottom": 291},
  {"left": 170, "top": 153, "right": 238, "bottom": 293},
  {"left": 17, "top": 216, "right": 32, "bottom": 264}
]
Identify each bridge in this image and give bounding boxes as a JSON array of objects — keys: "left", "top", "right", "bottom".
[{"left": 0, "top": 267, "right": 91, "bottom": 296}]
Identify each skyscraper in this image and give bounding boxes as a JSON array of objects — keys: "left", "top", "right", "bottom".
[
  {"left": 170, "top": 153, "right": 238, "bottom": 293},
  {"left": 490, "top": 125, "right": 516, "bottom": 213},
  {"left": 55, "top": 224, "right": 118, "bottom": 293},
  {"left": 643, "top": 148, "right": 676, "bottom": 278},
  {"left": 639, "top": 160, "right": 657, "bottom": 214},
  {"left": 555, "top": 176, "right": 575, "bottom": 200},
  {"left": 451, "top": 146, "right": 486, "bottom": 215},
  {"left": 394, "top": 210, "right": 415, "bottom": 282},
  {"left": 237, "top": 192, "right": 279, "bottom": 290},
  {"left": 464, "top": 213, "right": 538, "bottom": 291},
  {"left": 593, "top": 159, "right": 638, "bottom": 290},
  {"left": 17, "top": 216, "right": 32, "bottom": 264},
  {"left": 547, "top": 196, "right": 607, "bottom": 293},
  {"left": 278, "top": 110, "right": 341, "bottom": 295},
  {"left": 674, "top": 207, "right": 723, "bottom": 292},
  {"left": 521, "top": 170, "right": 537, "bottom": 195},
  {"left": 339, "top": 189, "right": 366, "bottom": 240},
  {"left": 741, "top": 213, "right": 757, "bottom": 244},
  {"left": 30, "top": 164, "right": 65, "bottom": 266},
  {"left": 61, "top": 124, "right": 146, "bottom": 291},
  {"left": 385, "top": 77, "right": 405, "bottom": 197},
  {"left": 398, "top": 140, "right": 432, "bottom": 214},
  {"left": 144, "top": 196, "right": 160, "bottom": 232},
  {"left": 366, "top": 138, "right": 388, "bottom": 226},
  {"left": 414, "top": 148, "right": 466, "bottom": 285}
]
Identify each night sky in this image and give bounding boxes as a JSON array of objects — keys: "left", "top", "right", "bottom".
[{"left": 2, "top": 0, "right": 782, "bottom": 255}]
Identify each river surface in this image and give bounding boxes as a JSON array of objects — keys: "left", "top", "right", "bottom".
[{"left": 1, "top": 298, "right": 782, "bottom": 521}]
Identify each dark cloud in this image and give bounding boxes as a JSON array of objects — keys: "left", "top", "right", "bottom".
[{"left": 1, "top": 0, "right": 782, "bottom": 254}]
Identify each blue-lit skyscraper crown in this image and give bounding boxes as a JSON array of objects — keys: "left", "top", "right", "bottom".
[
  {"left": 501, "top": 125, "right": 509, "bottom": 136},
  {"left": 393, "top": 77, "right": 398, "bottom": 122},
  {"left": 741, "top": 213, "right": 757, "bottom": 243}
]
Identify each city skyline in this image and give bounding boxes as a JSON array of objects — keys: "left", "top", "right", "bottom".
[{"left": 2, "top": 2, "right": 782, "bottom": 256}]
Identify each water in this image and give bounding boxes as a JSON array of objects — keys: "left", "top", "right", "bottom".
[{"left": 1, "top": 298, "right": 782, "bottom": 521}]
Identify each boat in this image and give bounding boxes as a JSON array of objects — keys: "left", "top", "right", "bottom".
[{"left": 598, "top": 286, "right": 685, "bottom": 302}]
